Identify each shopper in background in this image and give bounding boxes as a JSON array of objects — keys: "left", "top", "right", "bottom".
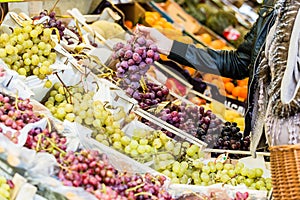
[{"left": 138, "top": 0, "right": 300, "bottom": 156}]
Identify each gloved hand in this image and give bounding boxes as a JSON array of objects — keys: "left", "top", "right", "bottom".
[{"left": 137, "top": 25, "right": 173, "bottom": 55}]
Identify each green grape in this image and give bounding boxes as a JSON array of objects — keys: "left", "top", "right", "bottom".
[
  {"left": 209, "top": 164, "right": 217, "bottom": 173},
  {"left": 236, "top": 175, "right": 246, "bottom": 184},
  {"left": 120, "top": 136, "right": 130, "bottom": 146},
  {"left": 56, "top": 107, "right": 66, "bottom": 119},
  {"left": 192, "top": 171, "right": 200, "bottom": 180},
  {"left": 84, "top": 117, "right": 93, "bottom": 125},
  {"left": 266, "top": 181, "right": 272, "bottom": 190},
  {"left": 255, "top": 180, "right": 265, "bottom": 190},
  {"left": 65, "top": 113, "right": 75, "bottom": 122},
  {"left": 202, "top": 165, "right": 211, "bottom": 174},
  {"left": 254, "top": 168, "right": 264, "bottom": 178},
  {"left": 224, "top": 163, "right": 234, "bottom": 171},
  {"left": 201, "top": 172, "right": 210, "bottom": 183},
  {"left": 38, "top": 41, "right": 46, "bottom": 50},
  {"left": 241, "top": 167, "right": 249, "bottom": 177},
  {"left": 43, "top": 28, "right": 52, "bottom": 36},
  {"left": 64, "top": 103, "right": 74, "bottom": 113},
  {"left": 18, "top": 67, "right": 27, "bottom": 76},
  {"left": 215, "top": 162, "right": 223, "bottom": 171},
  {"left": 113, "top": 141, "right": 122, "bottom": 150},
  {"left": 139, "top": 138, "right": 148, "bottom": 145},
  {"left": 137, "top": 145, "right": 146, "bottom": 154},
  {"left": 165, "top": 141, "right": 175, "bottom": 151},
  {"left": 124, "top": 146, "right": 131, "bottom": 154},
  {"left": 186, "top": 146, "right": 196, "bottom": 157},
  {"left": 24, "top": 58, "right": 31, "bottom": 66},
  {"left": 55, "top": 94, "right": 64, "bottom": 102},
  {"left": 227, "top": 169, "right": 236, "bottom": 178},
  {"left": 129, "top": 140, "right": 139, "bottom": 149},
  {"left": 5, "top": 44, "right": 14, "bottom": 55},
  {"left": 244, "top": 178, "right": 254, "bottom": 187},
  {"left": 192, "top": 159, "right": 203, "bottom": 169},
  {"left": 23, "top": 25, "right": 32, "bottom": 33},
  {"left": 0, "top": 49, "right": 7, "bottom": 58},
  {"left": 220, "top": 174, "right": 231, "bottom": 183},
  {"left": 172, "top": 161, "right": 181, "bottom": 174},
  {"left": 92, "top": 119, "right": 102, "bottom": 128},
  {"left": 180, "top": 174, "right": 189, "bottom": 184},
  {"left": 152, "top": 138, "right": 162, "bottom": 149},
  {"left": 39, "top": 65, "right": 49, "bottom": 75},
  {"left": 74, "top": 116, "right": 82, "bottom": 124},
  {"left": 31, "top": 54, "right": 39, "bottom": 65},
  {"left": 130, "top": 149, "right": 139, "bottom": 157},
  {"left": 30, "top": 29, "right": 39, "bottom": 38},
  {"left": 246, "top": 169, "right": 256, "bottom": 179}
]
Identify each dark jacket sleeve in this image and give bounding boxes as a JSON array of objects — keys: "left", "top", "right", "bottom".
[{"left": 168, "top": 30, "right": 256, "bottom": 79}]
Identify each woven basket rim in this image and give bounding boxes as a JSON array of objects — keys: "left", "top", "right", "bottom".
[{"left": 269, "top": 143, "right": 300, "bottom": 151}]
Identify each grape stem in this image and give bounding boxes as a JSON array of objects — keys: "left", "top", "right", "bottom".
[
  {"left": 46, "top": 137, "right": 66, "bottom": 155},
  {"left": 125, "top": 183, "right": 145, "bottom": 193},
  {"left": 54, "top": 72, "right": 73, "bottom": 104}
]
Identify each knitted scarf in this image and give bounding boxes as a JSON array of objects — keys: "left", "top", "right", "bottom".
[{"left": 250, "top": 0, "right": 300, "bottom": 155}]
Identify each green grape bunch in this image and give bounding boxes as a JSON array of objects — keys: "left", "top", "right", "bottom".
[{"left": 0, "top": 20, "right": 57, "bottom": 81}]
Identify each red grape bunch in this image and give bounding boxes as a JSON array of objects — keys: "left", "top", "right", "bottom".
[
  {"left": 56, "top": 149, "right": 173, "bottom": 200},
  {"left": 113, "top": 34, "right": 160, "bottom": 96},
  {"left": 0, "top": 93, "right": 41, "bottom": 130},
  {"left": 25, "top": 127, "right": 67, "bottom": 158}
]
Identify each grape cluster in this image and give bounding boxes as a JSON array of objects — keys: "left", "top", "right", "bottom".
[
  {"left": 0, "top": 93, "right": 41, "bottom": 144},
  {"left": 33, "top": 11, "right": 65, "bottom": 39},
  {"left": 0, "top": 176, "right": 12, "bottom": 200},
  {"left": 44, "top": 83, "right": 133, "bottom": 154},
  {"left": 0, "top": 21, "right": 56, "bottom": 79},
  {"left": 57, "top": 149, "right": 172, "bottom": 200},
  {"left": 25, "top": 127, "right": 67, "bottom": 158},
  {"left": 143, "top": 102, "right": 222, "bottom": 139},
  {"left": 113, "top": 34, "right": 160, "bottom": 94},
  {"left": 213, "top": 122, "right": 250, "bottom": 152},
  {"left": 132, "top": 82, "right": 169, "bottom": 110}
]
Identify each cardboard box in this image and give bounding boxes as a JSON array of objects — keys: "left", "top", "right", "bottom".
[{"left": 116, "top": 2, "right": 146, "bottom": 24}]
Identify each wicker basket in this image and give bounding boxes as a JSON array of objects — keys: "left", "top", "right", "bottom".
[{"left": 269, "top": 144, "right": 300, "bottom": 200}]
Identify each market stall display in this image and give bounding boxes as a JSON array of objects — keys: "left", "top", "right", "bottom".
[{"left": 0, "top": 1, "right": 275, "bottom": 199}]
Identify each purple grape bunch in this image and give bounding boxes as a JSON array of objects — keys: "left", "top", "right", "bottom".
[
  {"left": 33, "top": 10, "right": 65, "bottom": 38},
  {"left": 113, "top": 34, "right": 160, "bottom": 95},
  {"left": 143, "top": 102, "right": 223, "bottom": 139},
  {"left": 133, "top": 82, "right": 169, "bottom": 110}
]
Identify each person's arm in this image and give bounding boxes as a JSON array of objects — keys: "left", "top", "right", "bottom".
[{"left": 168, "top": 29, "right": 256, "bottom": 79}]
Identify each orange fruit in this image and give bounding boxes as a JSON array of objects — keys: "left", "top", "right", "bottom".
[
  {"left": 237, "top": 78, "right": 249, "bottom": 87},
  {"left": 145, "top": 16, "right": 155, "bottom": 26},
  {"left": 239, "top": 86, "right": 248, "bottom": 99},
  {"left": 199, "top": 33, "right": 212, "bottom": 45},
  {"left": 209, "top": 39, "right": 226, "bottom": 50},
  {"left": 163, "top": 22, "right": 173, "bottom": 29},
  {"left": 152, "top": 12, "right": 161, "bottom": 20},
  {"left": 160, "top": 54, "right": 168, "bottom": 61},
  {"left": 232, "top": 86, "right": 242, "bottom": 98},
  {"left": 125, "top": 20, "right": 133, "bottom": 29},
  {"left": 225, "top": 82, "right": 235, "bottom": 94},
  {"left": 221, "top": 77, "right": 232, "bottom": 83},
  {"left": 184, "top": 66, "right": 196, "bottom": 76}
]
